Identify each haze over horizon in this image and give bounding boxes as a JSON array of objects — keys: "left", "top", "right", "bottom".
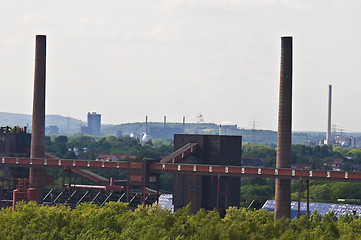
[{"left": 1, "top": 1, "right": 360, "bottom": 132}]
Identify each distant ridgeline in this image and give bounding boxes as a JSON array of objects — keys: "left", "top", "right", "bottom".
[
  {"left": 102, "top": 123, "right": 361, "bottom": 145},
  {"left": 3, "top": 112, "right": 361, "bottom": 145},
  {"left": 101, "top": 122, "right": 333, "bottom": 144},
  {"left": 0, "top": 112, "right": 85, "bottom": 135}
]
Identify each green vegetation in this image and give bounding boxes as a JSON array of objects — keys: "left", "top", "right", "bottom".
[
  {"left": 2, "top": 202, "right": 361, "bottom": 239},
  {"left": 242, "top": 143, "right": 360, "bottom": 169},
  {"left": 242, "top": 144, "right": 276, "bottom": 167},
  {"left": 45, "top": 135, "right": 173, "bottom": 160},
  {"left": 239, "top": 177, "right": 361, "bottom": 207}
]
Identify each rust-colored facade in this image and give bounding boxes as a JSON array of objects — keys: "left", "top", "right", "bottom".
[
  {"left": 172, "top": 134, "right": 242, "bottom": 212},
  {"left": 275, "top": 36, "right": 293, "bottom": 219}
]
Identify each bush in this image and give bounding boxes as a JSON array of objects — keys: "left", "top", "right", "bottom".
[{"left": 1, "top": 202, "right": 361, "bottom": 239}]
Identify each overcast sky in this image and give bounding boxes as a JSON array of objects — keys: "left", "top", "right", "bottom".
[{"left": 1, "top": 0, "right": 360, "bottom": 132}]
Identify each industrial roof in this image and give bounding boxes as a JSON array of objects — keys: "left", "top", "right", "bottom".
[
  {"left": 262, "top": 200, "right": 361, "bottom": 219},
  {"left": 158, "top": 194, "right": 174, "bottom": 213}
]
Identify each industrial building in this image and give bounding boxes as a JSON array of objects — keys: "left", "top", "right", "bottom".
[
  {"left": 81, "top": 112, "right": 101, "bottom": 136},
  {"left": 0, "top": 126, "right": 30, "bottom": 179},
  {"left": 0, "top": 126, "right": 31, "bottom": 158},
  {"left": 169, "top": 134, "right": 242, "bottom": 212}
]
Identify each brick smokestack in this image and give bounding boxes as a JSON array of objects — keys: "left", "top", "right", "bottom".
[
  {"left": 29, "top": 35, "right": 46, "bottom": 203},
  {"left": 275, "top": 36, "right": 292, "bottom": 219}
]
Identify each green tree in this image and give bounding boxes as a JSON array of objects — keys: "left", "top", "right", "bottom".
[
  {"left": 348, "top": 148, "right": 361, "bottom": 163},
  {"left": 242, "top": 144, "right": 276, "bottom": 159},
  {"left": 2, "top": 202, "right": 361, "bottom": 239},
  {"left": 136, "top": 148, "right": 161, "bottom": 159},
  {"left": 63, "top": 151, "right": 78, "bottom": 159},
  {"left": 54, "top": 135, "right": 68, "bottom": 145},
  {"left": 68, "top": 136, "right": 95, "bottom": 149}
]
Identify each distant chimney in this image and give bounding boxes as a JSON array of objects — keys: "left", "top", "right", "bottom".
[
  {"left": 183, "top": 116, "right": 186, "bottom": 133},
  {"left": 145, "top": 116, "right": 148, "bottom": 133},
  {"left": 326, "top": 85, "right": 332, "bottom": 144},
  {"left": 164, "top": 116, "right": 166, "bottom": 128},
  {"left": 29, "top": 35, "right": 47, "bottom": 203}
]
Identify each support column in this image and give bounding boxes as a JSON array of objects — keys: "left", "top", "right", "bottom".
[
  {"left": 68, "top": 169, "right": 72, "bottom": 204},
  {"left": 29, "top": 35, "right": 46, "bottom": 203},
  {"left": 306, "top": 180, "right": 310, "bottom": 215},
  {"left": 61, "top": 168, "right": 65, "bottom": 203},
  {"left": 275, "top": 36, "right": 293, "bottom": 219},
  {"left": 297, "top": 179, "right": 302, "bottom": 219},
  {"left": 216, "top": 174, "right": 220, "bottom": 210}
]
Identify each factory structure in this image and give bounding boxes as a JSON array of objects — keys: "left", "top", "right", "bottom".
[
  {"left": 133, "top": 115, "right": 186, "bottom": 142},
  {"left": 169, "top": 134, "right": 241, "bottom": 212}
]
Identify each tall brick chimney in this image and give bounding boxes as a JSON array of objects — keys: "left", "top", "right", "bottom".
[
  {"left": 29, "top": 35, "right": 46, "bottom": 203},
  {"left": 275, "top": 36, "right": 293, "bottom": 219}
]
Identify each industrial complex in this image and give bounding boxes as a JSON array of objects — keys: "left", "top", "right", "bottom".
[{"left": 1, "top": 35, "right": 361, "bottom": 220}]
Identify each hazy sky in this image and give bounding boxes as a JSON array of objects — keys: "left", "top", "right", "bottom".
[{"left": 1, "top": 0, "right": 360, "bottom": 132}]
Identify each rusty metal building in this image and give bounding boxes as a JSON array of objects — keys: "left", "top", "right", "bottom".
[{"left": 172, "top": 134, "right": 242, "bottom": 212}]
